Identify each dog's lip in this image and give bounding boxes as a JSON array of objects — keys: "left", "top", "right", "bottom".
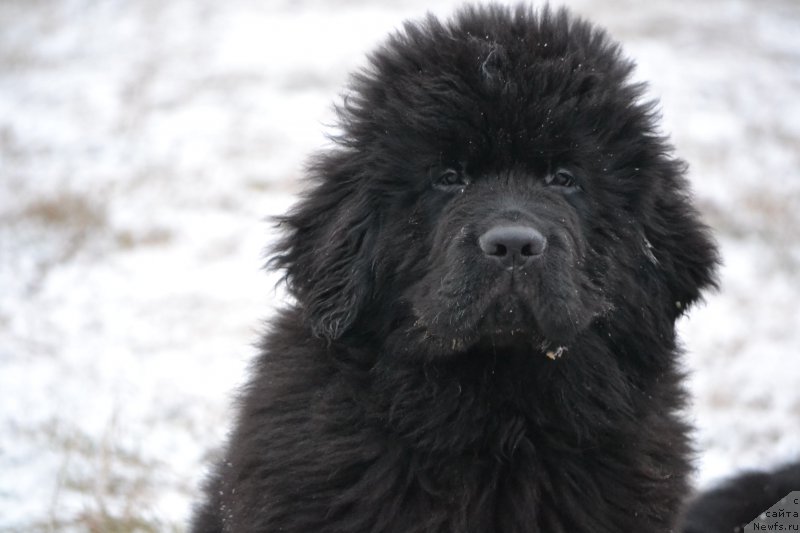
[
  {"left": 431, "top": 276, "right": 535, "bottom": 329},
  {"left": 413, "top": 290, "right": 536, "bottom": 339},
  {"left": 416, "top": 267, "right": 588, "bottom": 350}
]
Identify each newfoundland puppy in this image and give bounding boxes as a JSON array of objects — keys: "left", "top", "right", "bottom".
[{"left": 192, "top": 5, "right": 719, "bottom": 532}]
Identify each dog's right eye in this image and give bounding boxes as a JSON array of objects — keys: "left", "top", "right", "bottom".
[
  {"left": 545, "top": 169, "right": 580, "bottom": 191},
  {"left": 433, "top": 168, "right": 470, "bottom": 190}
]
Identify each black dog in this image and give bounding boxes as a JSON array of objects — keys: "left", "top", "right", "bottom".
[{"left": 192, "top": 5, "right": 719, "bottom": 532}]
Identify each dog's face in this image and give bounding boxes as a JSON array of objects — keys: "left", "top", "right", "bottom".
[
  {"left": 400, "top": 165, "right": 606, "bottom": 356},
  {"left": 274, "top": 7, "right": 718, "bottom": 359}
]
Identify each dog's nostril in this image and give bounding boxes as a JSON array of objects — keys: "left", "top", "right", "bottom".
[{"left": 479, "top": 225, "right": 547, "bottom": 265}]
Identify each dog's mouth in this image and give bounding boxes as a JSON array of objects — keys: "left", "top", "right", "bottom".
[
  {"left": 400, "top": 265, "right": 604, "bottom": 359},
  {"left": 407, "top": 281, "right": 556, "bottom": 353},
  {"left": 460, "top": 269, "right": 553, "bottom": 337}
]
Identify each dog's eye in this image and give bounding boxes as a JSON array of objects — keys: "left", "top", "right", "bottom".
[
  {"left": 546, "top": 169, "right": 578, "bottom": 189},
  {"left": 433, "top": 168, "right": 470, "bottom": 190}
]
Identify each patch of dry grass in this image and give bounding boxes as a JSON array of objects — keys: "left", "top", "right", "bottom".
[{"left": 22, "top": 417, "right": 184, "bottom": 533}]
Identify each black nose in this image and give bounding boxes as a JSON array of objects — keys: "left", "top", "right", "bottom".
[{"left": 478, "top": 225, "right": 547, "bottom": 267}]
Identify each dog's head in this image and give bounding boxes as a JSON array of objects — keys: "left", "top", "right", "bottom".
[{"left": 273, "top": 6, "right": 718, "bottom": 359}]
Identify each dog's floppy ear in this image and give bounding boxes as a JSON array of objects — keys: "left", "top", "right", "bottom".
[
  {"left": 643, "top": 161, "right": 720, "bottom": 319},
  {"left": 271, "top": 152, "right": 376, "bottom": 340}
]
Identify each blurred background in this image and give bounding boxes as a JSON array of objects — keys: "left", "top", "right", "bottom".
[{"left": 1, "top": 0, "right": 798, "bottom": 530}]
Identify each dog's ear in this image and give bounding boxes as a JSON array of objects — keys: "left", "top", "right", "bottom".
[
  {"left": 271, "top": 152, "right": 376, "bottom": 340},
  {"left": 643, "top": 162, "right": 720, "bottom": 320}
]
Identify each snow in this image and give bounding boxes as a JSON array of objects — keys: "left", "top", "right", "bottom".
[{"left": 1, "top": 0, "right": 799, "bottom": 530}]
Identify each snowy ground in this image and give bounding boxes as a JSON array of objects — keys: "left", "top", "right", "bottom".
[{"left": 1, "top": 0, "right": 798, "bottom": 530}]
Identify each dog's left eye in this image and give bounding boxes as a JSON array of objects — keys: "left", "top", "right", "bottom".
[
  {"left": 546, "top": 169, "right": 578, "bottom": 189},
  {"left": 433, "top": 168, "right": 470, "bottom": 190}
]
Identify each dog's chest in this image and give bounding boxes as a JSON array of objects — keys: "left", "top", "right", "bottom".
[{"left": 361, "top": 444, "right": 588, "bottom": 533}]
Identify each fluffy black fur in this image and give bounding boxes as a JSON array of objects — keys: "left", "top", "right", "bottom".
[
  {"left": 680, "top": 462, "right": 800, "bottom": 533},
  {"left": 192, "top": 5, "right": 719, "bottom": 532}
]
